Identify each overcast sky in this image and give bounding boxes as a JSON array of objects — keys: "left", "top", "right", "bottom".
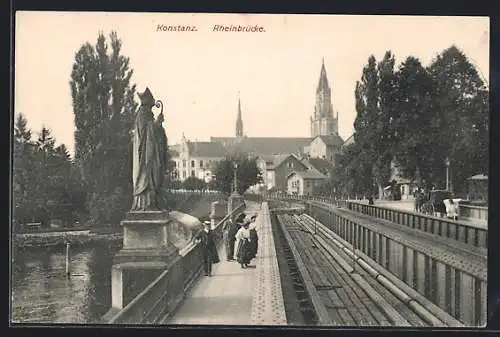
[{"left": 15, "top": 12, "right": 489, "bottom": 155}]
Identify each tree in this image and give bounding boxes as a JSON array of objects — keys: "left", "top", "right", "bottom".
[
  {"left": 182, "top": 176, "right": 206, "bottom": 191},
  {"left": 212, "top": 157, "right": 263, "bottom": 195},
  {"left": 12, "top": 116, "right": 78, "bottom": 228},
  {"left": 70, "top": 31, "right": 138, "bottom": 224},
  {"left": 13, "top": 113, "right": 36, "bottom": 226},
  {"left": 427, "top": 45, "right": 489, "bottom": 194},
  {"left": 373, "top": 51, "right": 398, "bottom": 197},
  {"left": 392, "top": 56, "right": 441, "bottom": 188}
]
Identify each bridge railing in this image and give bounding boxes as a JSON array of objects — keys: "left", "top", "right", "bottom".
[
  {"left": 105, "top": 201, "right": 246, "bottom": 324},
  {"left": 305, "top": 201, "right": 487, "bottom": 327},
  {"left": 344, "top": 201, "right": 487, "bottom": 249},
  {"left": 266, "top": 194, "right": 486, "bottom": 249},
  {"left": 458, "top": 203, "right": 488, "bottom": 222}
]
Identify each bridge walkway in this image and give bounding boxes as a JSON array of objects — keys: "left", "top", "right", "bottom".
[{"left": 164, "top": 201, "right": 287, "bottom": 325}]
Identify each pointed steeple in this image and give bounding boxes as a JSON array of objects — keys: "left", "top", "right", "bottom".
[
  {"left": 317, "top": 58, "right": 330, "bottom": 93},
  {"left": 236, "top": 93, "right": 243, "bottom": 138}
]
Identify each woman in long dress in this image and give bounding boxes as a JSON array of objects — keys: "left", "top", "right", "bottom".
[
  {"left": 235, "top": 221, "right": 252, "bottom": 268},
  {"left": 248, "top": 215, "right": 258, "bottom": 259}
]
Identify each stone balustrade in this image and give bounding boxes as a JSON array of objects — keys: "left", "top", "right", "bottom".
[{"left": 103, "top": 201, "right": 246, "bottom": 324}]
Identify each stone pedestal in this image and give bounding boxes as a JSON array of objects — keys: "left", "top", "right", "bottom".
[
  {"left": 228, "top": 192, "right": 245, "bottom": 214},
  {"left": 113, "top": 210, "right": 179, "bottom": 265},
  {"left": 111, "top": 210, "right": 180, "bottom": 309}
]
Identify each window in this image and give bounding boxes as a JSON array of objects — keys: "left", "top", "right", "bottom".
[
  {"left": 191, "top": 170, "right": 195, "bottom": 177},
  {"left": 191, "top": 160, "right": 195, "bottom": 168},
  {"left": 288, "top": 160, "right": 293, "bottom": 169},
  {"left": 174, "top": 161, "right": 177, "bottom": 167},
  {"left": 306, "top": 181, "right": 310, "bottom": 188},
  {"left": 200, "top": 160, "right": 204, "bottom": 168},
  {"left": 182, "top": 171, "right": 186, "bottom": 178},
  {"left": 182, "top": 160, "right": 186, "bottom": 168}
]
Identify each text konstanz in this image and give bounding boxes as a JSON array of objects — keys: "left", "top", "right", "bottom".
[{"left": 156, "top": 24, "right": 198, "bottom": 32}]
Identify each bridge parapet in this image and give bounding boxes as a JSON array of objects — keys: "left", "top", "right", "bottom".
[
  {"left": 103, "top": 202, "right": 246, "bottom": 324},
  {"left": 303, "top": 201, "right": 487, "bottom": 327},
  {"left": 458, "top": 202, "right": 488, "bottom": 222},
  {"left": 343, "top": 201, "right": 487, "bottom": 249},
  {"left": 266, "top": 195, "right": 486, "bottom": 249}
]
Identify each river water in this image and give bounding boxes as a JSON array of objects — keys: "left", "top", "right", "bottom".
[{"left": 11, "top": 242, "right": 121, "bottom": 324}]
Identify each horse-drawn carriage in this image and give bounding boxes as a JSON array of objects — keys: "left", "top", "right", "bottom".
[{"left": 416, "top": 189, "right": 453, "bottom": 217}]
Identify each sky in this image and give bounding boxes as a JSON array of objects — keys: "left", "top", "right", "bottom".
[{"left": 14, "top": 12, "right": 489, "bottom": 156}]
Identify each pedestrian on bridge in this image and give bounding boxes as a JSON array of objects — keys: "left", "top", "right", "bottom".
[
  {"left": 235, "top": 220, "right": 253, "bottom": 268},
  {"left": 248, "top": 214, "right": 259, "bottom": 259},
  {"left": 195, "top": 221, "right": 220, "bottom": 276},
  {"left": 226, "top": 213, "right": 245, "bottom": 261}
]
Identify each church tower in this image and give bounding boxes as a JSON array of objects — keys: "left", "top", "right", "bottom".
[
  {"left": 235, "top": 95, "right": 244, "bottom": 138},
  {"left": 310, "top": 58, "right": 338, "bottom": 137}
]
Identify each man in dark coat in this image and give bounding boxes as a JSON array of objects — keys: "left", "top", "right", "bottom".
[
  {"left": 226, "top": 213, "right": 245, "bottom": 261},
  {"left": 196, "top": 221, "right": 220, "bottom": 276}
]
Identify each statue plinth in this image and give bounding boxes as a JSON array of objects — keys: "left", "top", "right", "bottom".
[
  {"left": 113, "top": 210, "right": 179, "bottom": 265},
  {"left": 228, "top": 191, "right": 245, "bottom": 214},
  {"left": 110, "top": 209, "right": 181, "bottom": 309}
]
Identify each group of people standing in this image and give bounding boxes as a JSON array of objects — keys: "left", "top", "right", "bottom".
[
  {"left": 225, "top": 213, "right": 259, "bottom": 269},
  {"left": 195, "top": 212, "right": 259, "bottom": 277}
]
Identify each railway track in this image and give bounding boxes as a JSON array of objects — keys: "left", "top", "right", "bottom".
[{"left": 273, "top": 211, "right": 464, "bottom": 327}]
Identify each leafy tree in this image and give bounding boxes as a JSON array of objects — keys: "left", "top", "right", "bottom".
[
  {"left": 12, "top": 117, "right": 78, "bottom": 228},
  {"left": 70, "top": 31, "right": 138, "bottom": 224},
  {"left": 373, "top": 51, "right": 398, "bottom": 197},
  {"left": 13, "top": 113, "right": 36, "bottom": 226},
  {"left": 351, "top": 54, "right": 382, "bottom": 197},
  {"left": 182, "top": 176, "right": 206, "bottom": 191},
  {"left": 427, "top": 45, "right": 489, "bottom": 194},
  {"left": 213, "top": 157, "right": 262, "bottom": 195},
  {"left": 392, "top": 56, "right": 441, "bottom": 188}
]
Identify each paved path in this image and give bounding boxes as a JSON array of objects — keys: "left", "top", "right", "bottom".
[{"left": 165, "top": 202, "right": 286, "bottom": 325}]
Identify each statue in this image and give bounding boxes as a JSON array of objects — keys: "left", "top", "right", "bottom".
[{"left": 131, "top": 87, "right": 166, "bottom": 211}]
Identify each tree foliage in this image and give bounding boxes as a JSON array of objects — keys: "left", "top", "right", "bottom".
[
  {"left": 212, "top": 156, "right": 263, "bottom": 195},
  {"left": 182, "top": 176, "right": 206, "bottom": 191},
  {"left": 70, "top": 31, "right": 138, "bottom": 224},
  {"left": 321, "top": 45, "right": 488, "bottom": 199},
  {"left": 13, "top": 114, "right": 81, "bottom": 229}
]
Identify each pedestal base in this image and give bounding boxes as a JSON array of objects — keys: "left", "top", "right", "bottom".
[
  {"left": 228, "top": 192, "right": 245, "bottom": 214},
  {"left": 110, "top": 210, "right": 182, "bottom": 310},
  {"left": 113, "top": 210, "right": 179, "bottom": 264},
  {"left": 111, "top": 261, "right": 172, "bottom": 309}
]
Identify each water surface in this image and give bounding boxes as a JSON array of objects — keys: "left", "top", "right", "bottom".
[{"left": 11, "top": 242, "right": 121, "bottom": 324}]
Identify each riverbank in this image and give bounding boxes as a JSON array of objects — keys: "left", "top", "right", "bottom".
[{"left": 13, "top": 230, "right": 123, "bottom": 249}]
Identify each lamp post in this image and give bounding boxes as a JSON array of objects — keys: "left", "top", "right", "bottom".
[
  {"left": 445, "top": 157, "right": 450, "bottom": 192},
  {"left": 233, "top": 162, "right": 238, "bottom": 194}
]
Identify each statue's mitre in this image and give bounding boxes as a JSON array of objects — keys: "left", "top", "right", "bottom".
[{"left": 138, "top": 87, "right": 156, "bottom": 106}]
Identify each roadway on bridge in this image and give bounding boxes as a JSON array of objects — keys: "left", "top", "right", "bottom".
[{"left": 165, "top": 202, "right": 265, "bottom": 325}]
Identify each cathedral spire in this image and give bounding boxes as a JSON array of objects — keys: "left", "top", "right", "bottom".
[
  {"left": 317, "top": 58, "right": 330, "bottom": 93},
  {"left": 311, "top": 58, "right": 338, "bottom": 137},
  {"left": 236, "top": 93, "right": 243, "bottom": 138}
]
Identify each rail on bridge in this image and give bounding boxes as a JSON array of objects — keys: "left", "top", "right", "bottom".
[
  {"left": 268, "top": 194, "right": 487, "bottom": 248},
  {"left": 102, "top": 199, "right": 245, "bottom": 324},
  {"left": 268, "top": 194, "right": 487, "bottom": 327}
]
